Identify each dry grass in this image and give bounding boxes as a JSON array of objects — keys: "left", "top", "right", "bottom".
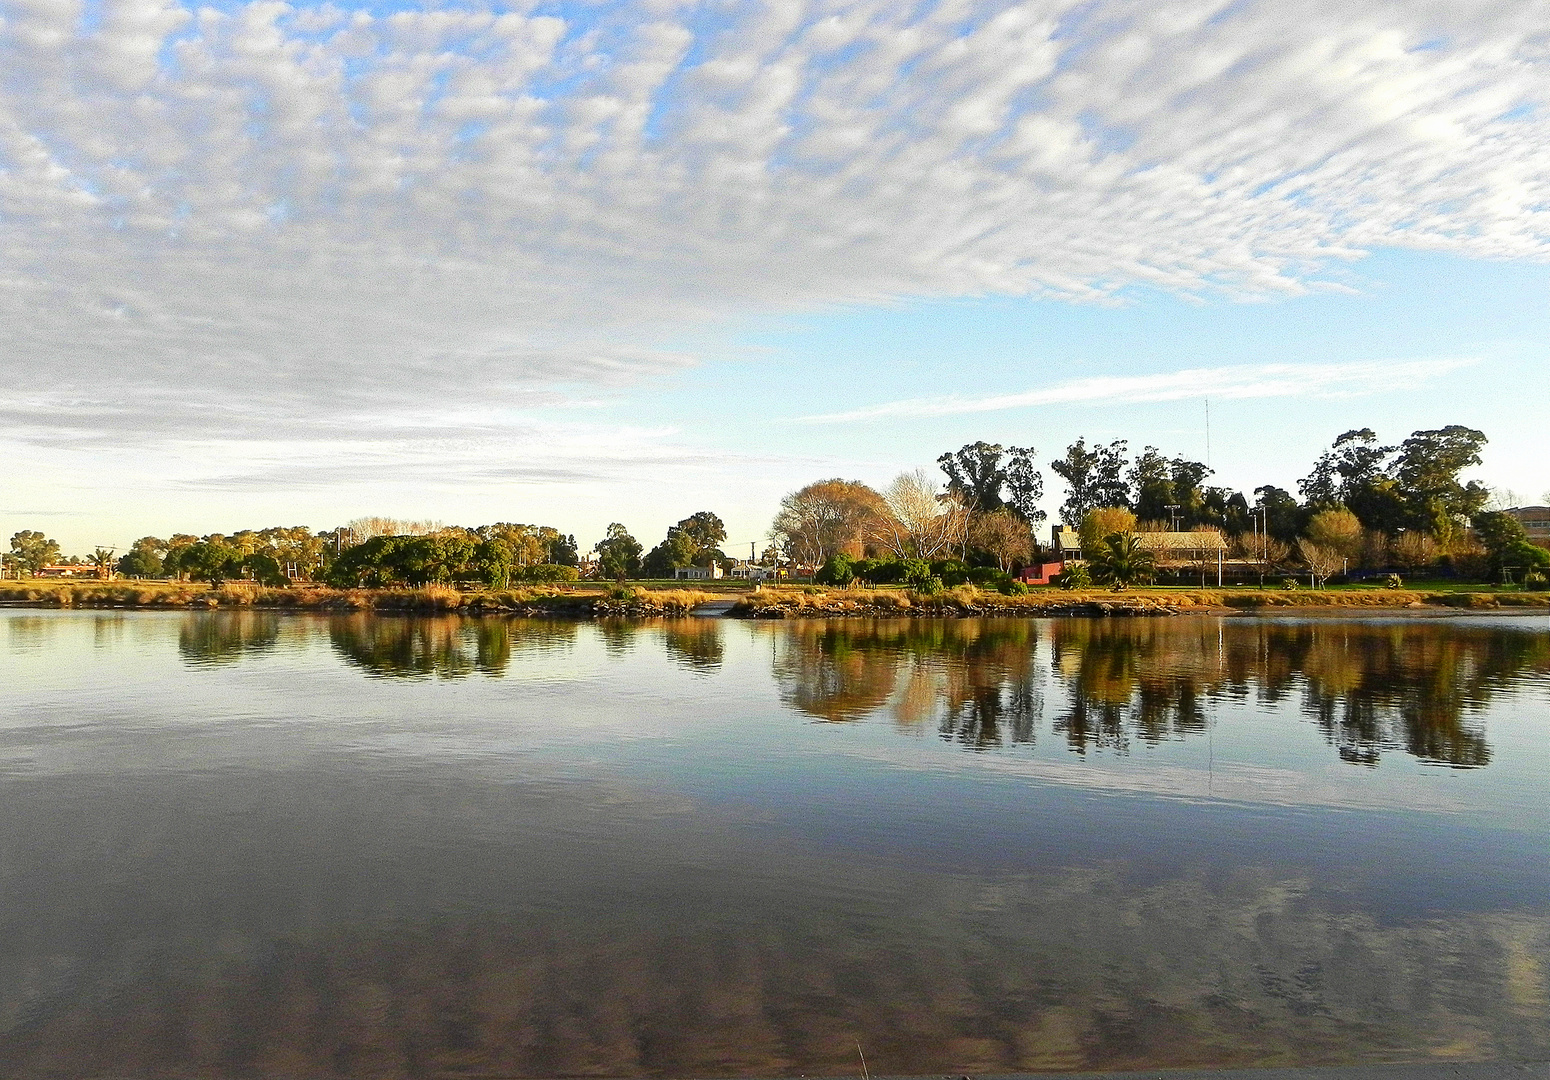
[
  {"left": 732, "top": 584, "right": 1550, "bottom": 618},
  {"left": 4, "top": 579, "right": 1542, "bottom": 617}
]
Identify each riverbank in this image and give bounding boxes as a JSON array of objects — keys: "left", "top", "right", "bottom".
[
  {"left": 3, "top": 580, "right": 1547, "bottom": 617},
  {"left": 0, "top": 581, "right": 719, "bottom": 617}
]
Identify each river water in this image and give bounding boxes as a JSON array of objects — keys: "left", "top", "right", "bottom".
[{"left": 1, "top": 610, "right": 1547, "bottom": 1077}]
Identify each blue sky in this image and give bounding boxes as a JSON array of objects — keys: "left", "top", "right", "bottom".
[{"left": 2, "top": 0, "right": 1548, "bottom": 555}]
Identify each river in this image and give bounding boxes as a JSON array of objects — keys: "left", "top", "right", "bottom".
[{"left": 2, "top": 610, "right": 1547, "bottom": 1077}]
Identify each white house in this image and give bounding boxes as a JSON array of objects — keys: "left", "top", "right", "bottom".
[{"left": 673, "top": 564, "right": 724, "bottom": 580}]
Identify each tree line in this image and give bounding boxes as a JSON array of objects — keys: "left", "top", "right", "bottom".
[
  {"left": 6, "top": 424, "right": 1545, "bottom": 589},
  {"left": 768, "top": 425, "right": 1548, "bottom": 587}
]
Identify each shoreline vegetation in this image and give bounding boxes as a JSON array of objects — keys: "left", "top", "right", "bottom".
[{"left": 3, "top": 580, "right": 1546, "bottom": 617}]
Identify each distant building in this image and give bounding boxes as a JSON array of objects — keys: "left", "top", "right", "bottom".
[
  {"left": 1507, "top": 506, "right": 1550, "bottom": 548},
  {"left": 36, "top": 564, "right": 99, "bottom": 578},
  {"left": 673, "top": 564, "right": 724, "bottom": 580},
  {"left": 1050, "top": 525, "right": 1082, "bottom": 561},
  {"left": 727, "top": 561, "right": 776, "bottom": 581},
  {"left": 1015, "top": 562, "right": 1066, "bottom": 586},
  {"left": 1134, "top": 530, "right": 1230, "bottom": 585}
]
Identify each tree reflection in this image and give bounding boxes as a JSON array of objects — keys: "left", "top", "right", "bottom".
[
  {"left": 773, "top": 620, "right": 1040, "bottom": 748},
  {"left": 324, "top": 615, "right": 574, "bottom": 678},
  {"left": 178, "top": 612, "right": 281, "bottom": 665},
  {"left": 661, "top": 621, "right": 725, "bottom": 672},
  {"left": 769, "top": 617, "right": 1548, "bottom": 769}
]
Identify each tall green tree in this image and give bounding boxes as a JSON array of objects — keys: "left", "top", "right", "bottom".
[
  {"left": 1051, "top": 439, "right": 1129, "bottom": 525},
  {"left": 1393, "top": 426, "right": 1489, "bottom": 541},
  {"left": 594, "top": 523, "right": 643, "bottom": 580},
  {"left": 9, "top": 531, "right": 61, "bottom": 576},
  {"left": 938, "top": 442, "right": 1008, "bottom": 513},
  {"left": 117, "top": 536, "right": 167, "bottom": 578}
]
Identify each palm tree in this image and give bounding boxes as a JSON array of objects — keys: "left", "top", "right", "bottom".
[
  {"left": 90, "top": 547, "right": 116, "bottom": 581},
  {"left": 1088, "top": 532, "right": 1156, "bottom": 590}
]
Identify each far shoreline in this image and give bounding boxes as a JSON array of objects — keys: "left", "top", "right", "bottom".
[{"left": 2, "top": 580, "right": 1546, "bottom": 619}]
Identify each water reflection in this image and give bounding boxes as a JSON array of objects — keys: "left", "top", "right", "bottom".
[
  {"left": 326, "top": 614, "right": 576, "bottom": 678},
  {"left": 178, "top": 611, "right": 281, "bottom": 664},
  {"left": 661, "top": 620, "right": 725, "bottom": 672},
  {"left": 2, "top": 610, "right": 1548, "bottom": 1077},
  {"left": 773, "top": 618, "right": 1549, "bottom": 769}
]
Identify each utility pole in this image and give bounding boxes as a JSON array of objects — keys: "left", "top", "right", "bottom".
[{"left": 1166, "top": 504, "right": 1181, "bottom": 532}]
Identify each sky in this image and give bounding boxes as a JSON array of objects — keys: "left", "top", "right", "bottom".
[{"left": 2, "top": 0, "right": 1549, "bottom": 557}]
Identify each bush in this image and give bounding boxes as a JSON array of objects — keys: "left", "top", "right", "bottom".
[
  {"left": 815, "top": 553, "right": 856, "bottom": 586},
  {"left": 1385, "top": 573, "right": 1403, "bottom": 589},
  {"left": 1056, "top": 563, "right": 1091, "bottom": 589},
  {"left": 1001, "top": 579, "right": 1029, "bottom": 596},
  {"left": 911, "top": 575, "right": 945, "bottom": 597}
]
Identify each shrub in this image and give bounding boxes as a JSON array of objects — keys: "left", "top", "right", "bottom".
[
  {"left": 911, "top": 575, "right": 945, "bottom": 597},
  {"left": 815, "top": 553, "right": 856, "bottom": 586},
  {"left": 1056, "top": 563, "right": 1091, "bottom": 589},
  {"left": 1001, "top": 579, "right": 1029, "bottom": 596}
]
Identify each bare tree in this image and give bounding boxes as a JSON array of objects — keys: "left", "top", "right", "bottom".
[
  {"left": 1299, "top": 540, "right": 1344, "bottom": 588},
  {"left": 1391, "top": 531, "right": 1436, "bottom": 571},
  {"left": 972, "top": 510, "right": 1032, "bottom": 572},
  {"left": 1234, "top": 534, "right": 1290, "bottom": 585},
  {"left": 875, "top": 470, "right": 969, "bottom": 560},
  {"left": 343, "top": 517, "right": 442, "bottom": 546},
  {"left": 771, "top": 479, "right": 888, "bottom": 566}
]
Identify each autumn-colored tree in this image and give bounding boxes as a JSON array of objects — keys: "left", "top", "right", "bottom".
[
  {"left": 772, "top": 479, "right": 888, "bottom": 566},
  {"left": 1305, "top": 507, "right": 1364, "bottom": 559},
  {"left": 972, "top": 509, "right": 1033, "bottom": 573},
  {"left": 1079, "top": 507, "right": 1137, "bottom": 553}
]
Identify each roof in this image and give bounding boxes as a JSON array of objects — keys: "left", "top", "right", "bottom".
[{"left": 1133, "top": 531, "right": 1229, "bottom": 552}]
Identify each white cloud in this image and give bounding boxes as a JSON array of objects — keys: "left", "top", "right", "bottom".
[
  {"left": 0, "top": 0, "right": 1547, "bottom": 476},
  {"left": 796, "top": 357, "right": 1481, "bottom": 423}
]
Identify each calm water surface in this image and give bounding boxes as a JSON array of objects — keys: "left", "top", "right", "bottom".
[{"left": 1, "top": 610, "right": 1548, "bottom": 1077}]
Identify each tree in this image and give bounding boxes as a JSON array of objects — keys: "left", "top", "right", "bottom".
[
  {"left": 642, "top": 530, "right": 697, "bottom": 577},
  {"left": 1002, "top": 446, "right": 1047, "bottom": 527},
  {"left": 772, "top": 479, "right": 889, "bottom": 567},
  {"left": 1253, "top": 486, "right": 1305, "bottom": 543},
  {"left": 1393, "top": 426, "right": 1489, "bottom": 540},
  {"left": 9, "top": 531, "right": 61, "bottom": 576},
  {"left": 1391, "top": 531, "right": 1436, "bottom": 572},
  {"left": 89, "top": 547, "right": 117, "bottom": 580},
  {"left": 1078, "top": 507, "right": 1137, "bottom": 554},
  {"left": 1129, "top": 447, "right": 1175, "bottom": 524},
  {"left": 1087, "top": 532, "right": 1156, "bottom": 589},
  {"left": 875, "top": 470, "right": 969, "bottom": 560},
  {"left": 243, "top": 552, "right": 288, "bottom": 587},
  {"left": 1305, "top": 508, "right": 1363, "bottom": 560},
  {"left": 1234, "top": 534, "right": 1290, "bottom": 585},
  {"left": 1050, "top": 438, "right": 1129, "bottom": 524},
  {"left": 117, "top": 536, "right": 167, "bottom": 578},
  {"left": 594, "top": 524, "right": 642, "bottom": 580},
  {"left": 938, "top": 442, "right": 1008, "bottom": 513},
  {"left": 177, "top": 540, "right": 243, "bottom": 585},
  {"left": 643, "top": 512, "right": 728, "bottom": 576},
  {"left": 1299, "top": 429, "right": 1407, "bottom": 534},
  {"left": 972, "top": 509, "right": 1033, "bottom": 573},
  {"left": 1298, "top": 540, "right": 1344, "bottom": 588},
  {"left": 1471, "top": 510, "right": 1550, "bottom": 580}
]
